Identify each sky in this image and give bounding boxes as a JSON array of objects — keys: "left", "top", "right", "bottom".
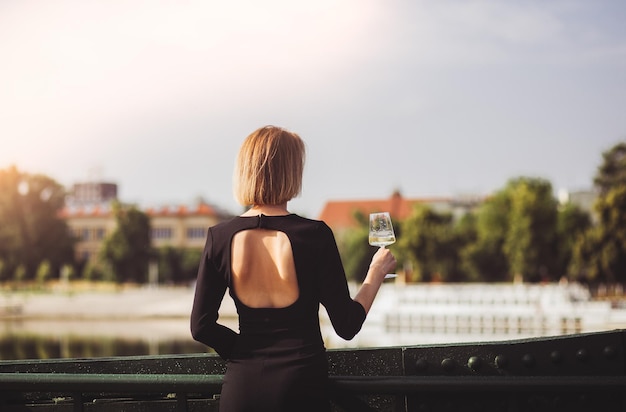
[{"left": 1, "top": 0, "right": 625, "bottom": 218}]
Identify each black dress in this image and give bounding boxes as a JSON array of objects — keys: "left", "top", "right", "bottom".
[{"left": 190, "top": 214, "right": 367, "bottom": 411}]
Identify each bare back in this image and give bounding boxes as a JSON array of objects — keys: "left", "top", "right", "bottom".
[{"left": 231, "top": 228, "right": 299, "bottom": 308}]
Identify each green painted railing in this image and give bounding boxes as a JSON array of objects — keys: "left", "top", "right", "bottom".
[{"left": 1, "top": 329, "right": 625, "bottom": 411}]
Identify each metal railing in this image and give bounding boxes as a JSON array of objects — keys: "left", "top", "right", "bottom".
[
  {"left": 2, "top": 373, "right": 626, "bottom": 411},
  {"left": 1, "top": 329, "right": 625, "bottom": 411}
]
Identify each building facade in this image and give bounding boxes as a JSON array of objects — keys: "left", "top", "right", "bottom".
[
  {"left": 318, "top": 190, "right": 483, "bottom": 234},
  {"left": 60, "top": 182, "right": 232, "bottom": 264},
  {"left": 60, "top": 202, "right": 231, "bottom": 264},
  {"left": 147, "top": 203, "right": 227, "bottom": 250},
  {"left": 66, "top": 182, "right": 118, "bottom": 206}
]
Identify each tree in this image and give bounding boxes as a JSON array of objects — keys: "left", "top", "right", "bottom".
[
  {"left": 0, "top": 166, "right": 74, "bottom": 281},
  {"left": 571, "top": 186, "right": 626, "bottom": 283},
  {"left": 336, "top": 211, "right": 375, "bottom": 282},
  {"left": 180, "top": 248, "right": 203, "bottom": 283},
  {"left": 503, "top": 178, "right": 558, "bottom": 282},
  {"left": 156, "top": 246, "right": 203, "bottom": 284},
  {"left": 556, "top": 203, "right": 591, "bottom": 278},
  {"left": 460, "top": 191, "right": 510, "bottom": 282},
  {"left": 571, "top": 141, "right": 626, "bottom": 284},
  {"left": 594, "top": 142, "right": 626, "bottom": 194},
  {"left": 100, "top": 202, "right": 152, "bottom": 283},
  {"left": 459, "top": 177, "right": 560, "bottom": 283},
  {"left": 36, "top": 260, "right": 52, "bottom": 285},
  {"left": 398, "top": 205, "right": 466, "bottom": 282}
]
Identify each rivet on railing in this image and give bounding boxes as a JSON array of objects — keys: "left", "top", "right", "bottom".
[
  {"left": 494, "top": 354, "right": 508, "bottom": 369},
  {"left": 441, "top": 358, "right": 456, "bottom": 373},
  {"left": 603, "top": 345, "right": 616, "bottom": 359},
  {"left": 576, "top": 348, "right": 589, "bottom": 362},
  {"left": 550, "top": 350, "right": 563, "bottom": 365},
  {"left": 467, "top": 356, "right": 482, "bottom": 372},
  {"left": 415, "top": 358, "right": 429, "bottom": 373},
  {"left": 522, "top": 354, "right": 535, "bottom": 368}
]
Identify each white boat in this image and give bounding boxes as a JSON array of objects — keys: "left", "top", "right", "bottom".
[{"left": 322, "top": 282, "right": 626, "bottom": 348}]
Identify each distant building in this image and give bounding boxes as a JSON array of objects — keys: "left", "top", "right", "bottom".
[
  {"left": 558, "top": 189, "right": 597, "bottom": 213},
  {"left": 66, "top": 182, "right": 118, "bottom": 206},
  {"left": 147, "top": 203, "right": 231, "bottom": 250},
  {"left": 60, "top": 182, "right": 233, "bottom": 264},
  {"left": 318, "top": 191, "right": 483, "bottom": 234},
  {"left": 60, "top": 202, "right": 232, "bottom": 264},
  {"left": 59, "top": 205, "right": 114, "bottom": 263}
]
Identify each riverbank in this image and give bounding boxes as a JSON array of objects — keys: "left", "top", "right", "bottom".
[
  {"left": 0, "top": 285, "right": 235, "bottom": 320},
  {"left": 4, "top": 282, "right": 626, "bottom": 350}
]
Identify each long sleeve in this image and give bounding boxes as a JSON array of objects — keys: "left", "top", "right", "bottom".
[
  {"left": 316, "top": 223, "right": 367, "bottom": 340},
  {"left": 190, "top": 228, "right": 238, "bottom": 359}
]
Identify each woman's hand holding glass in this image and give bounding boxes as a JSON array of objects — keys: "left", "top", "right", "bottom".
[{"left": 369, "top": 247, "right": 397, "bottom": 281}]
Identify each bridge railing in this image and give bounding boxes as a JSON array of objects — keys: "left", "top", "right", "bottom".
[{"left": 1, "top": 329, "right": 625, "bottom": 411}]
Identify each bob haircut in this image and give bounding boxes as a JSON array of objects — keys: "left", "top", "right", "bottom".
[{"left": 234, "top": 126, "right": 306, "bottom": 206}]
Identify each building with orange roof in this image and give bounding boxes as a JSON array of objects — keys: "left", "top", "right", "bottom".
[
  {"left": 318, "top": 190, "right": 483, "bottom": 234},
  {"left": 60, "top": 182, "right": 233, "bottom": 263},
  {"left": 146, "top": 203, "right": 231, "bottom": 250}
]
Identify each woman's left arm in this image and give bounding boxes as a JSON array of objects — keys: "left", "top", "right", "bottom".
[{"left": 190, "top": 229, "right": 238, "bottom": 359}]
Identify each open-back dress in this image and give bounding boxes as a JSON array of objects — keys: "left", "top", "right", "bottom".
[{"left": 190, "top": 214, "right": 367, "bottom": 411}]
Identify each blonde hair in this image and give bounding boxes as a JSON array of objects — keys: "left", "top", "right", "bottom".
[{"left": 234, "top": 126, "right": 306, "bottom": 206}]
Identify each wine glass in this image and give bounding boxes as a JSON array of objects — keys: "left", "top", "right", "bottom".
[{"left": 369, "top": 212, "right": 397, "bottom": 278}]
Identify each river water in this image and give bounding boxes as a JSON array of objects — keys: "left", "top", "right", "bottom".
[
  {"left": 0, "top": 316, "right": 599, "bottom": 361},
  {"left": 2, "top": 283, "right": 623, "bottom": 360}
]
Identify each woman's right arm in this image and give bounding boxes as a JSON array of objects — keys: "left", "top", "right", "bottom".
[
  {"left": 354, "top": 247, "right": 396, "bottom": 314},
  {"left": 317, "top": 223, "right": 396, "bottom": 339}
]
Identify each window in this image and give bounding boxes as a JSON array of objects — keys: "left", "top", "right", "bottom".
[
  {"left": 186, "top": 227, "right": 206, "bottom": 239},
  {"left": 95, "top": 228, "right": 106, "bottom": 240},
  {"left": 151, "top": 227, "right": 173, "bottom": 239}
]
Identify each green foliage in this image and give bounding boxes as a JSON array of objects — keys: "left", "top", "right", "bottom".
[
  {"left": 181, "top": 248, "right": 203, "bottom": 281},
  {"left": 83, "top": 261, "right": 108, "bottom": 282},
  {"left": 391, "top": 177, "right": 571, "bottom": 283},
  {"left": 556, "top": 204, "right": 591, "bottom": 278},
  {"left": 594, "top": 142, "right": 626, "bottom": 194},
  {"left": 100, "top": 202, "right": 152, "bottom": 283},
  {"left": 36, "top": 260, "right": 52, "bottom": 284},
  {"left": 398, "top": 206, "right": 468, "bottom": 282},
  {"left": 336, "top": 210, "right": 376, "bottom": 282},
  {"left": 0, "top": 166, "right": 74, "bottom": 281},
  {"left": 571, "top": 186, "right": 626, "bottom": 283},
  {"left": 461, "top": 192, "right": 510, "bottom": 282},
  {"left": 569, "top": 141, "right": 626, "bottom": 283},
  {"left": 335, "top": 143, "right": 624, "bottom": 284},
  {"left": 61, "top": 264, "right": 77, "bottom": 282},
  {"left": 156, "top": 246, "right": 203, "bottom": 284},
  {"left": 341, "top": 226, "right": 374, "bottom": 283},
  {"left": 14, "top": 264, "right": 26, "bottom": 283},
  {"left": 502, "top": 177, "right": 558, "bottom": 282}
]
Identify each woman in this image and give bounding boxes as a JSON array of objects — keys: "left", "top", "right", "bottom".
[{"left": 190, "top": 126, "right": 396, "bottom": 411}]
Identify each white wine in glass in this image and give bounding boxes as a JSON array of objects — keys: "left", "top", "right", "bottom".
[
  {"left": 369, "top": 212, "right": 396, "bottom": 247},
  {"left": 369, "top": 212, "right": 396, "bottom": 278}
]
